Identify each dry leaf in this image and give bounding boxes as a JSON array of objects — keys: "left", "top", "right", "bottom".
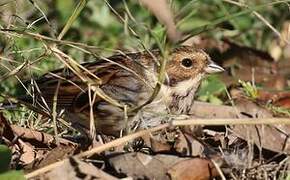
[
  {"left": 190, "top": 101, "right": 239, "bottom": 118},
  {"left": 45, "top": 157, "right": 117, "bottom": 180},
  {"left": 174, "top": 130, "right": 204, "bottom": 156},
  {"left": 257, "top": 90, "right": 290, "bottom": 109},
  {"left": 150, "top": 137, "right": 172, "bottom": 152},
  {"left": 28, "top": 144, "right": 76, "bottom": 171},
  {"left": 231, "top": 98, "right": 290, "bottom": 153},
  {"left": 168, "top": 158, "right": 219, "bottom": 180},
  {"left": 109, "top": 152, "right": 189, "bottom": 179},
  {"left": 16, "top": 139, "right": 36, "bottom": 165}
]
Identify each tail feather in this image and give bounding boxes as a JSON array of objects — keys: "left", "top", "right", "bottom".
[{"left": 0, "top": 93, "right": 51, "bottom": 117}]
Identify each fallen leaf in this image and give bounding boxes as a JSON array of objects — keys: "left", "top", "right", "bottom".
[
  {"left": 44, "top": 157, "right": 118, "bottom": 180},
  {"left": 168, "top": 158, "right": 219, "bottom": 180},
  {"left": 150, "top": 136, "right": 172, "bottom": 152},
  {"left": 231, "top": 98, "right": 290, "bottom": 153},
  {"left": 174, "top": 130, "right": 204, "bottom": 156},
  {"left": 109, "top": 152, "right": 189, "bottom": 179}
]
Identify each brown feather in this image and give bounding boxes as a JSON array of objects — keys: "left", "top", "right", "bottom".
[{"left": 29, "top": 46, "right": 222, "bottom": 135}]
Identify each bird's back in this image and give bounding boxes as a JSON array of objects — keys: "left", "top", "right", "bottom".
[{"left": 33, "top": 52, "right": 159, "bottom": 134}]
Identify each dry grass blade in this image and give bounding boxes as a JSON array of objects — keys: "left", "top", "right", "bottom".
[
  {"left": 28, "top": 0, "right": 57, "bottom": 37},
  {"left": 32, "top": 79, "right": 51, "bottom": 112},
  {"left": 211, "top": 159, "right": 226, "bottom": 180},
  {"left": 50, "top": 46, "right": 124, "bottom": 108},
  {"left": 50, "top": 47, "right": 101, "bottom": 83},
  {"left": 105, "top": 0, "right": 164, "bottom": 60},
  {"left": 45, "top": 72, "right": 85, "bottom": 93},
  {"left": 57, "top": 0, "right": 87, "bottom": 40},
  {"left": 0, "top": 29, "right": 102, "bottom": 52},
  {"left": 104, "top": 0, "right": 138, "bottom": 38},
  {"left": 99, "top": 55, "right": 152, "bottom": 89},
  {"left": 88, "top": 83, "right": 97, "bottom": 138},
  {"left": 0, "top": 57, "right": 35, "bottom": 97},
  {"left": 0, "top": 61, "right": 27, "bottom": 81},
  {"left": 130, "top": 50, "right": 169, "bottom": 112},
  {"left": 0, "top": 93, "right": 50, "bottom": 117},
  {"left": 52, "top": 80, "right": 61, "bottom": 145}
]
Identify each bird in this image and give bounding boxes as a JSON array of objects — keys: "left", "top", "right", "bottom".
[{"left": 28, "top": 46, "right": 224, "bottom": 135}]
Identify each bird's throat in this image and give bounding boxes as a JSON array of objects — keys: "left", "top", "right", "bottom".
[{"left": 166, "top": 73, "right": 204, "bottom": 114}]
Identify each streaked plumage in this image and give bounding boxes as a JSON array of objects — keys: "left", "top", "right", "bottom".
[{"left": 33, "top": 46, "right": 224, "bottom": 135}]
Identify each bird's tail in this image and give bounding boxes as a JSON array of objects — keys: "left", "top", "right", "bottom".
[{"left": 0, "top": 93, "right": 51, "bottom": 117}]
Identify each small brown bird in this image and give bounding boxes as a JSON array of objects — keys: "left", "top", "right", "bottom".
[{"left": 33, "top": 46, "right": 224, "bottom": 135}]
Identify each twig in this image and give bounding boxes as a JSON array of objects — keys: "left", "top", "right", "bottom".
[
  {"left": 52, "top": 79, "right": 61, "bottom": 145},
  {"left": 211, "top": 159, "right": 226, "bottom": 180},
  {"left": 171, "top": 118, "right": 290, "bottom": 126},
  {"left": 88, "top": 83, "right": 97, "bottom": 138}
]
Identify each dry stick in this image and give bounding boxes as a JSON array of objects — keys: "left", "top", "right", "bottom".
[
  {"left": 171, "top": 118, "right": 290, "bottom": 126},
  {"left": 76, "top": 124, "right": 168, "bottom": 157},
  {"left": 211, "top": 159, "right": 226, "bottom": 180},
  {"left": 24, "top": 123, "right": 170, "bottom": 179},
  {"left": 52, "top": 80, "right": 61, "bottom": 145},
  {"left": 88, "top": 83, "right": 97, "bottom": 138}
]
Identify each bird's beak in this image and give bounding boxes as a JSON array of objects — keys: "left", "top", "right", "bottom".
[{"left": 204, "top": 60, "right": 224, "bottom": 74}]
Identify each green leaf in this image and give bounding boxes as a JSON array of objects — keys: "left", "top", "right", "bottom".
[
  {"left": 197, "top": 75, "right": 226, "bottom": 105},
  {"left": 239, "top": 80, "right": 258, "bottom": 99},
  {"left": 208, "top": 95, "right": 223, "bottom": 105},
  {"left": 0, "top": 145, "right": 12, "bottom": 173},
  {"left": 0, "top": 170, "right": 25, "bottom": 180},
  {"left": 197, "top": 75, "right": 226, "bottom": 96}
]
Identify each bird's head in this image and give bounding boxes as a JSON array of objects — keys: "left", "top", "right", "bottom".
[{"left": 165, "top": 46, "right": 224, "bottom": 87}]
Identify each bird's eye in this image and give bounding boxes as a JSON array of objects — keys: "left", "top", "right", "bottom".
[{"left": 181, "top": 58, "right": 193, "bottom": 68}]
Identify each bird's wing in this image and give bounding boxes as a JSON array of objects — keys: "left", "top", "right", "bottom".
[{"left": 33, "top": 54, "right": 152, "bottom": 113}]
